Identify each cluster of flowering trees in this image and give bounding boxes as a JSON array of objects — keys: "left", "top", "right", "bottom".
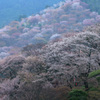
[
  {"left": 0, "top": 0, "right": 100, "bottom": 58},
  {"left": 0, "top": 26, "right": 100, "bottom": 99}
]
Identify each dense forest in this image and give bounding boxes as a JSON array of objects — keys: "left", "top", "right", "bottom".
[{"left": 0, "top": 0, "right": 100, "bottom": 100}]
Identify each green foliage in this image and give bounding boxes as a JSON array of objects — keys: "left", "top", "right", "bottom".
[
  {"left": 89, "top": 87, "right": 99, "bottom": 91},
  {"left": 88, "top": 70, "right": 100, "bottom": 78},
  {"left": 96, "top": 77, "right": 100, "bottom": 82},
  {"left": 68, "top": 89, "right": 88, "bottom": 100}
]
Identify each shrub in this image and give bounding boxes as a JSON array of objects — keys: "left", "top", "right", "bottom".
[
  {"left": 96, "top": 77, "right": 100, "bottom": 83},
  {"left": 88, "top": 70, "right": 100, "bottom": 78},
  {"left": 68, "top": 89, "right": 88, "bottom": 100},
  {"left": 88, "top": 91, "right": 100, "bottom": 100},
  {"left": 40, "top": 86, "right": 71, "bottom": 100},
  {"left": 9, "top": 79, "right": 44, "bottom": 100},
  {"left": 89, "top": 87, "right": 99, "bottom": 91}
]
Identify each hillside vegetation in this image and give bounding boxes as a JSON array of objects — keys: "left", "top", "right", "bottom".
[
  {"left": 81, "top": 0, "right": 100, "bottom": 14},
  {"left": 0, "top": 0, "right": 100, "bottom": 59},
  {"left": 0, "top": 23, "right": 100, "bottom": 100},
  {"left": 0, "top": 0, "right": 100, "bottom": 28},
  {"left": 0, "top": 0, "right": 100, "bottom": 100}
]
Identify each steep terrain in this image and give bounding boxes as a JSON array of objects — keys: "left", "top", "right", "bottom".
[
  {"left": 0, "top": 0, "right": 100, "bottom": 100},
  {"left": 0, "top": 0, "right": 100, "bottom": 59},
  {"left": 0, "top": 0, "right": 100, "bottom": 28},
  {"left": 81, "top": 0, "right": 100, "bottom": 14},
  {"left": 0, "top": 24, "right": 100, "bottom": 100}
]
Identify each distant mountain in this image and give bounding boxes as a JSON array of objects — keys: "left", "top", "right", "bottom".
[
  {"left": 81, "top": 0, "right": 100, "bottom": 14},
  {"left": 0, "top": 0, "right": 100, "bottom": 28},
  {"left": 0, "top": 0, "right": 64, "bottom": 28}
]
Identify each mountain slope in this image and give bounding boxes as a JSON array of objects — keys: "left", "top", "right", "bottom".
[
  {"left": 0, "top": 24, "right": 100, "bottom": 100},
  {"left": 0, "top": 0, "right": 100, "bottom": 99},
  {"left": 0, "top": 0, "right": 100, "bottom": 59},
  {"left": 81, "top": 0, "right": 100, "bottom": 14},
  {"left": 0, "top": 0, "right": 63, "bottom": 28}
]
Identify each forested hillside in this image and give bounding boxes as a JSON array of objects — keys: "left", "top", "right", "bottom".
[
  {"left": 81, "top": 0, "right": 100, "bottom": 14},
  {"left": 0, "top": 0, "right": 100, "bottom": 58},
  {"left": 0, "top": 0, "right": 100, "bottom": 100},
  {"left": 0, "top": 23, "right": 100, "bottom": 100},
  {"left": 0, "top": 0, "right": 63, "bottom": 28},
  {"left": 0, "top": 0, "right": 100, "bottom": 28}
]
